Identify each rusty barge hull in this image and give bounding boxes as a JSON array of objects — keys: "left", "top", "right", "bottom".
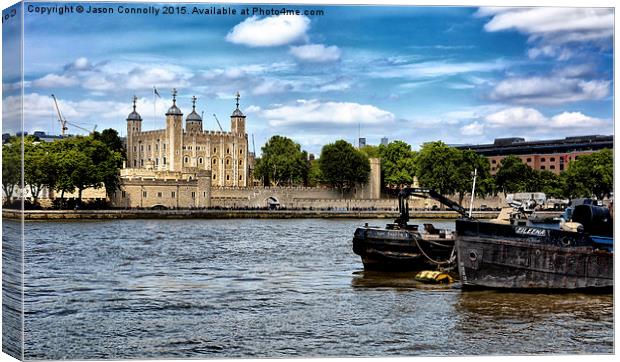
[
  {"left": 455, "top": 219, "right": 613, "bottom": 291},
  {"left": 353, "top": 227, "right": 453, "bottom": 271}
]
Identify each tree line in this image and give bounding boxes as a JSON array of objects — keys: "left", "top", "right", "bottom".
[
  {"left": 2, "top": 129, "right": 124, "bottom": 207},
  {"left": 253, "top": 136, "right": 613, "bottom": 203}
]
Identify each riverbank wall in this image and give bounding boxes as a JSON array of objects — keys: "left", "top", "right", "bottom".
[{"left": 2, "top": 209, "right": 501, "bottom": 221}]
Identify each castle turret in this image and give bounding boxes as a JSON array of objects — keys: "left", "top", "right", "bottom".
[
  {"left": 126, "top": 95, "right": 142, "bottom": 167},
  {"left": 230, "top": 91, "right": 246, "bottom": 136},
  {"left": 185, "top": 95, "right": 203, "bottom": 133},
  {"left": 165, "top": 88, "right": 183, "bottom": 171}
]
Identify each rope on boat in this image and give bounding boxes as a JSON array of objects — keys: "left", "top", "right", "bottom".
[{"left": 414, "top": 237, "right": 457, "bottom": 267}]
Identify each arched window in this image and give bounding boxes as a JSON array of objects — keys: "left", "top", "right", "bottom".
[
  {"left": 199, "top": 157, "right": 203, "bottom": 164},
  {"left": 184, "top": 156, "right": 189, "bottom": 164},
  {"left": 213, "top": 159, "right": 217, "bottom": 165}
]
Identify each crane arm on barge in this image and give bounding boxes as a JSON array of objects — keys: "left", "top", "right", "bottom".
[{"left": 395, "top": 188, "right": 471, "bottom": 227}]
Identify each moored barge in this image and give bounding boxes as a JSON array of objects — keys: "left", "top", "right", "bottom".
[
  {"left": 353, "top": 188, "right": 467, "bottom": 271},
  {"left": 455, "top": 202, "right": 613, "bottom": 291}
]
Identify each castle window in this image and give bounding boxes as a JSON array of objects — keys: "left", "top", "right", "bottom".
[
  {"left": 184, "top": 156, "right": 189, "bottom": 164},
  {"left": 491, "top": 159, "right": 496, "bottom": 164},
  {"left": 133, "top": 160, "right": 137, "bottom": 167},
  {"left": 141, "top": 159, "right": 144, "bottom": 166},
  {"left": 550, "top": 157, "right": 555, "bottom": 162},
  {"left": 199, "top": 157, "right": 203, "bottom": 164},
  {"left": 163, "top": 157, "right": 167, "bottom": 165},
  {"left": 239, "top": 160, "right": 243, "bottom": 166},
  {"left": 157, "top": 192, "right": 162, "bottom": 198},
  {"left": 213, "top": 159, "right": 217, "bottom": 165},
  {"left": 163, "top": 144, "right": 166, "bottom": 150},
  {"left": 191, "top": 192, "right": 196, "bottom": 199},
  {"left": 148, "top": 145, "right": 151, "bottom": 151},
  {"left": 203, "top": 192, "right": 207, "bottom": 197},
  {"left": 240, "top": 149, "right": 243, "bottom": 155},
  {"left": 143, "top": 191, "right": 147, "bottom": 198},
  {"left": 155, "top": 158, "right": 159, "bottom": 165},
  {"left": 133, "top": 146, "right": 137, "bottom": 152},
  {"left": 171, "top": 191, "right": 176, "bottom": 198},
  {"left": 550, "top": 165, "right": 555, "bottom": 170},
  {"left": 121, "top": 191, "right": 126, "bottom": 198},
  {"left": 226, "top": 175, "right": 230, "bottom": 180},
  {"left": 226, "top": 148, "right": 230, "bottom": 154},
  {"left": 213, "top": 147, "right": 217, "bottom": 153},
  {"left": 155, "top": 144, "right": 158, "bottom": 151},
  {"left": 541, "top": 157, "right": 546, "bottom": 162},
  {"left": 526, "top": 158, "right": 532, "bottom": 163},
  {"left": 226, "top": 159, "right": 230, "bottom": 165},
  {"left": 140, "top": 145, "right": 144, "bottom": 151},
  {"left": 213, "top": 174, "right": 216, "bottom": 180},
  {"left": 541, "top": 166, "right": 545, "bottom": 170},
  {"left": 239, "top": 175, "right": 242, "bottom": 180}
]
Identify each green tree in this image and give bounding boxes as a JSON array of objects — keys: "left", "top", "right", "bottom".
[
  {"left": 415, "top": 141, "right": 460, "bottom": 196},
  {"left": 93, "top": 128, "right": 126, "bottom": 159},
  {"left": 381, "top": 140, "right": 417, "bottom": 188},
  {"left": 454, "top": 150, "right": 492, "bottom": 205},
  {"left": 359, "top": 144, "right": 383, "bottom": 158},
  {"left": 319, "top": 140, "right": 370, "bottom": 192},
  {"left": 253, "top": 135, "right": 309, "bottom": 186},
  {"left": 561, "top": 149, "right": 613, "bottom": 199},
  {"left": 494, "top": 156, "right": 534, "bottom": 195},
  {"left": 2, "top": 138, "right": 21, "bottom": 205},
  {"left": 307, "top": 159, "right": 324, "bottom": 187},
  {"left": 24, "top": 140, "right": 57, "bottom": 204},
  {"left": 529, "top": 170, "right": 564, "bottom": 198}
]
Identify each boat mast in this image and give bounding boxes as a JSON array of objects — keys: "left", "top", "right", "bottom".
[{"left": 468, "top": 168, "right": 477, "bottom": 218}]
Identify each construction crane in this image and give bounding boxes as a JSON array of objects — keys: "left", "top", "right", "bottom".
[
  {"left": 212, "top": 113, "right": 224, "bottom": 132},
  {"left": 51, "top": 94, "right": 97, "bottom": 136},
  {"left": 51, "top": 94, "right": 68, "bottom": 136}
]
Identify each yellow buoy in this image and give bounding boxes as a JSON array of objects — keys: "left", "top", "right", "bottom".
[{"left": 415, "top": 270, "right": 454, "bottom": 284}]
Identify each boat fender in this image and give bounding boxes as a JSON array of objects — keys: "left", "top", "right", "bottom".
[
  {"left": 414, "top": 270, "right": 454, "bottom": 284},
  {"left": 560, "top": 222, "right": 583, "bottom": 233}
]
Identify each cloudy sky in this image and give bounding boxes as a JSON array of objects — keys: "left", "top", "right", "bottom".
[{"left": 2, "top": 2, "right": 614, "bottom": 155}]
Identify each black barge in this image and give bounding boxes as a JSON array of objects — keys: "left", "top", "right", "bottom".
[
  {"left": 455, "top": 202, "right": 613, "bottom": 291},
  {"left": 353, "top": 188, "right": 467, "bottom": 271}
]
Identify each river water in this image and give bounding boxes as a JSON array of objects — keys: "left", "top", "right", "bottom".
[{"left": 11, "top": 218, "right": 614, "bottom": 359}]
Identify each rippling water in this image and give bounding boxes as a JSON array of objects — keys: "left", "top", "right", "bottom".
[{"left": 12, "top": 218, "right": 613, "bottom": 359}]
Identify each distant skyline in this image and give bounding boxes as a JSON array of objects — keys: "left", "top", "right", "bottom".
[{"left": 2, "top": 2, "right": 614, "bottom": 155}]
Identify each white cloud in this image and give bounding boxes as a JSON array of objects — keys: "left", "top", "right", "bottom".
[
  {"left": 477, "top": 7, "right": 613, "bottom": 59},
  {"left": 485, "top": 107, "right": 547, "bottom": 128},
  {"left": 289, "top": 44, "right": 341, "bottom": 62},
  {"left": 226, "top": 15, "right": 310, "bottom": 47},
  {"left": 369, "top": 60, "right": 507, "bottom": 79},
  {"left": 489, "top": 76, "right": 609, "bottom": 105},
  {"left": 478, "top": 8, "right": 613, "bottom": 41},
  {"left": 484, "top": 107, "right": 608, "bottom": 130},
  {"left": 260, "top": 99, "right": 395, "bottom": 127},
  {"left": 460, "top": 121, "right": 485, "bottom": 136},
  {"left": 32, "top": 73, "right": 79, "bottom": 88}
]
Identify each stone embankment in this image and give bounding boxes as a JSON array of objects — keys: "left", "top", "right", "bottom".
[{"left": 3, "top": 209, "right": 501, "bottom": 220}]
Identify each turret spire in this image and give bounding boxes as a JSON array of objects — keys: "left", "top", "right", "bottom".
[
  {"left": 235, "top": 91, "right": 240, "bottom": 109},
  {"left": 132, "top": 95, "right": 137, "bottom": 111},
  {"left": 172, "top": 88, "right": 177, "bottom": 105},
  {"left": 192, "top": 95, "right": 197, "bottom": 111}
]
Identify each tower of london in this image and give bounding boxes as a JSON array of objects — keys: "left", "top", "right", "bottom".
[{"left": 125, "top": 89, "right": 251, "bottom": 187}]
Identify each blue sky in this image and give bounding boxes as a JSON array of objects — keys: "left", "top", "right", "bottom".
[{"left": 2, "top": 2, "right": 614, "bottom": 155}]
